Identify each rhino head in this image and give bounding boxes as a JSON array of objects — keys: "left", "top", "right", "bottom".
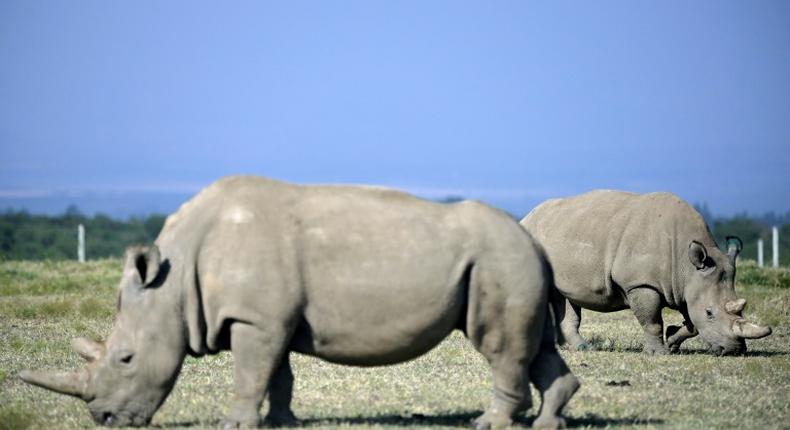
[
  {"left": 684, "top": 236, "right": 771, "bottom": 355},
  {"left": 20, "top": 245, "right": 187, "bottom": 426}
]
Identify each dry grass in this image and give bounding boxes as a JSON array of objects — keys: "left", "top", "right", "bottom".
[{"left": 0, "top": 259, "right": 788, "bottom": 429}]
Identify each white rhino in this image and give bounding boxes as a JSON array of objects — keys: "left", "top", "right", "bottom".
[
  {"left": 521, "top": 190, "right": 771, "bottom": 355},
  {"left": 21, "top": 176, "right": 579, "bottom": 429}
]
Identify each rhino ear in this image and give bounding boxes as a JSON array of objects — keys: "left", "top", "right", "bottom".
[
  {"left": 124, "top": 245, "right": 161, "bottom": 286},
  {"left": 725, "top": 236, "right": 743, "bottom": 262},
  {"left": 688, "top": 241, "right": 710, "bottom": 270}
]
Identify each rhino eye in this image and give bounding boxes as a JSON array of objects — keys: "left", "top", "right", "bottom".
[
  {"left": 119, "top": 353, "right": 134, "bottom": 364},
  {"left": 705, "top": 307, "right": 714, "bottom": 320}
]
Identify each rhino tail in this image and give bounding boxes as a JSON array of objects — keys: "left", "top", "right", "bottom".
[{"left": 530, "top": 235, "right": 564, "bottom": 347}]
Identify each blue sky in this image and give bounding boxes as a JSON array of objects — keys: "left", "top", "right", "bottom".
[{"left": 1, "top": 2, "right": 789, "bottom": 217}]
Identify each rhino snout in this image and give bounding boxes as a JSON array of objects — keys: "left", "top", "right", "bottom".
[
  {"left": 90, "top": 409, "right": 151, "bottom": 427},
  {"left": 710, "top": 340, "right": 746, "bottom": 356},
  {"left": 90, "top": 410, "right": 118, "bottom": 427}
]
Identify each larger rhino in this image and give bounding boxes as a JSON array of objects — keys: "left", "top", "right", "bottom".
[
  {"left": 521, "top": 190, "right": 771, "bottom": 356},
  {"left": 20, "top": 175, "right": 579, "bottom": 429}
]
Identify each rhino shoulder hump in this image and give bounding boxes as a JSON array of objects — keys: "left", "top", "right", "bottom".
[{"left": 521, "top": 197, "right": 562, "bottom": 225}]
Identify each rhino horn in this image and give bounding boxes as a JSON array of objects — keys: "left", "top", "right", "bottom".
[
  {"left": 71, "top": 337, "right": 105, "bottom": 362},
  {"left": 725, "top": 298, "right": 747, "bottom": 314},
  {"left": 19, "top": 369, "right": 89, "bottom": 399},
  {"left": 732, "top": 319, "right": 772, "bottom": 339}
]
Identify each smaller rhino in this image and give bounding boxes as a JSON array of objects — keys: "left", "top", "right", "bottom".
[{"left": 521, "top": 190, "right": 771, "bottom": 355}]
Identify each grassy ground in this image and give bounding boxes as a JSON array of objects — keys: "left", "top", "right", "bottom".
[{"left": 0, "top": 259, "right": 788, "bottom": 429}]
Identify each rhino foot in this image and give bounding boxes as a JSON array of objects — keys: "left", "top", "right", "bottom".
[
  {"left": 642, "top": 343, "right": 669, "bottom": 355},
  {"left": 264, "top": 410, "right": 300, "bottom": 427},
  {"left": 220, "top": 413, "right": 262, "bottom": 429},
  {"left": 572, "top": 342, "right": 590, "bottom": 352},
  {"left": 533, "top": 415, "right": 567, "bottom": 429},
  {"left": 473, "top": 412, "right": 513, "bottom": 430}
]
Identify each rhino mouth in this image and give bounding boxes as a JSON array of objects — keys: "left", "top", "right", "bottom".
[
  {"left": 710, "top": 344, "right": 746, "bottom": 356},
  {"left": 91, "top": 410, "right": 151, "bottom": 427}
]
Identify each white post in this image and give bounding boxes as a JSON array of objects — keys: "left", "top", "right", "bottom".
[
  {"left": 78, "top": 224, "right": 85, "bottom": 263},
  {"left": 772, "top": 226, "right": 779, "bottom": 268},
  {"left": 757, "top": 239, "right": 764, "bottom": 267}
]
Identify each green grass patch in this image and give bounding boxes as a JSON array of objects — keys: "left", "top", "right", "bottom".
[
  {"left": 0, "top": 259, "right": 121, "bottom": 296},
  {"left": 0, "top": 404, "right": 39, "bottom": 430},
  {"left": 0, "top": 259, "right": 118, "bottom": 319},
  {"left": 38, "top": 299, "right": 74, "bottom": 317},
  {"left": 737, "top": 259, "right": 790, "bottom": 288},
  {"left": 77, "top": 296, "right": 113, "bottom": 318},
  {"left": 2, "top": 336, "right": 50, "bottom": 356}
]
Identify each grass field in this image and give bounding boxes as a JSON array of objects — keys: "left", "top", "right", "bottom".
[{"left": 1, "top": 259, "right": 788, "bottom": 429}]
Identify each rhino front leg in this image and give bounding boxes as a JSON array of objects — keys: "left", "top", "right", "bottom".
[
  {"left": 222, "top": 323, "right": 290, "bottom": 429},
  {"left": 627, "top": 287, "right": 668, "bottom": 355},
  {"left": 559, "top": 300, "right": 588, "bottom": 351},
  {"left": 265, "top": 353, "right": 299, "bottom": 427},
  {"left": 665, "top": 321, "right": 698, "bottom": 353}
]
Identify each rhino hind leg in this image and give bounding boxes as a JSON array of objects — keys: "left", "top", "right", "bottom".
[
  {"left": 467, "top": 261, "right": 546, "bottom": 430},
  {"left": 529, "top": 313, "right": 580, "bottom": 429},
  {"left": 530, "top": 351, "right": 580, "bottom": 429},
  {"left": 559, "top": 300, "right": 589, "bottom": 351},
  {"left": 627, "top": 287, "right": 669, "bottom": 355},
  {"left": 473, "top": 359, "right": 534, "bottom": 430},
  {"left": 264, "top": 353, "right": 299, "bottom": 427}
]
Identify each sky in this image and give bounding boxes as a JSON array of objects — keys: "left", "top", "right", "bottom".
[{"left": 1, "top": 1, "right": 789, "bottom": 218}]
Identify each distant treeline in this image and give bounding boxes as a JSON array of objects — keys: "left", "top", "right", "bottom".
[
  {"left": 695, "top": 203, "right": 790, "bottom": 266},
  {"left": 0, "top": 203, "right": 788, "bottom": 265},
  {"left": 0, "top": 206, "right": 165, "bottom": 260}
]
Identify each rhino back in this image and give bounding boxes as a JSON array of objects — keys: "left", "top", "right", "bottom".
[
  {"left": 522, "top": 190, "right": 713, "bottom": 310},
  {"left": 157, "top": 176, "right": 538, "bottom": 364}
]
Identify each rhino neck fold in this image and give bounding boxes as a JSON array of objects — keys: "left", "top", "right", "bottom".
[
  {"left": 157, "top": 244, "right": 208, "bottom": 357},
  {"left": 667, "top": 222, "right": 684, "bottom": 309},
  {"left": 157, "top": 215, "right": 212, "bottom": 357},
  {"left": 183, "top": 262, "right": 209, "bottom": 356}
]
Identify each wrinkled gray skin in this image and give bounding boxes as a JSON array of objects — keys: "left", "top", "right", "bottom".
[
  {"left": 21, "top": 176, "right": 579, "bottom": 429},
  {"left": 521, "top": 190, "right": 772, "bottom": 356}
]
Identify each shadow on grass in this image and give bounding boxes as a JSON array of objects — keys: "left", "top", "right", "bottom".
[
  {"left": 580, "top": 335, "right": 644, "bottom": 353},
  {"left": 568, "top": 338, "right": 787, "bottom": 357},
  {"left": 561, "top": 414, "right": 664, "bottom": 427},
  {"left": 298, "top": 411, "right": 663, "bottom": 428},
  {"left": 299, "top": 411, "right": 479, "bottom": 427},
  {"left": 152, "top": 411, "right": 663, "bottom": 428},
  {"left": 677, "top": 348, "right": 789, "bottom": 357},
  {"left": 570, "top": 348, "right": 789, "bottom": 357}
]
